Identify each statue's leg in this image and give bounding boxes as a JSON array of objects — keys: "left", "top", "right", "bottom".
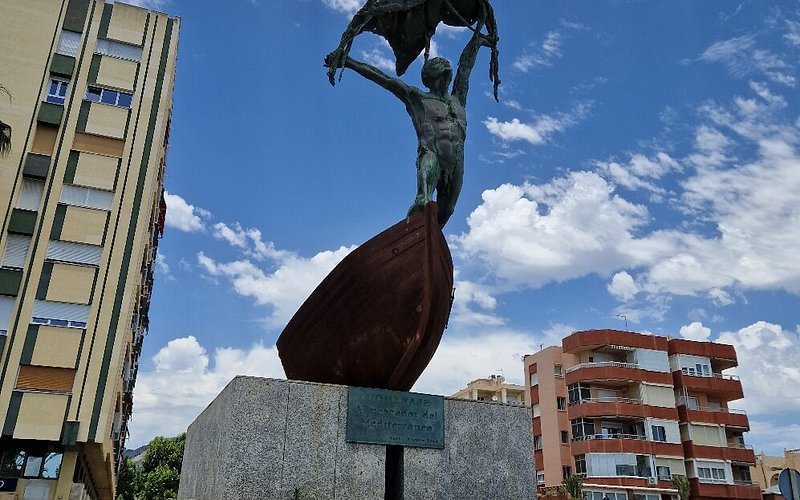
[
  {"left": 436, "top": 159, "right": 463, "bottom": 228},
  {"left": 408, "top": 150, "right": 440, "bottom": 217}
]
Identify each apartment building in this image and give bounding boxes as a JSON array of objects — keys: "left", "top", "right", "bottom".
[
  {"left": 451, "top": 374, "right": 526, "bottom": 405},
  {"left": 524, "top": 329, "right": 761, "bottom": 500},
  {"left": 0, "top": 1, "right": 178, "bottom": 498}
]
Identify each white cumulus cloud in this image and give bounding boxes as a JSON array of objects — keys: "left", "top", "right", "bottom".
[
  {"left": 679, "top": 321, "right": 712, "bottom": 341},
  {"left": 717, "top": 321, "right": 800, "bottom": 416},
  {"left": 129, "top": 336, "right": 285, "bottom": 447},
  {"left": 164, "top": 192, "right": 210, "bottom": 233}
]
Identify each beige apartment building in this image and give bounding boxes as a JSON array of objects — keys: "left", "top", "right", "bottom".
[
  {"left": 525, "top": 329, "right": 761, "bottom": 500},
  {"left": 0, "top": 1, "right": 178, "bottom": 498},
  {"left": 751, "top": 448, "right": 800, "bottom": 493},
  {"left": 451, "top": 374, "right": 526, "bottom": 405}
]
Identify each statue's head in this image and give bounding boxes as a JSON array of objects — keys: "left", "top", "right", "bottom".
[{"left": 421, "top": 57, "right": 452, "bottom": 91}]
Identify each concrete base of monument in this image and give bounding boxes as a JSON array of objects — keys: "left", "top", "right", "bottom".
[{"left": 178, "top": 376, "right": 536, "bottom": 500}]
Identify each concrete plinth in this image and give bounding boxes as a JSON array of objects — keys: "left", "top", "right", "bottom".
[{"left": 178, "top": 377, "right": 536, "bottom": 500}]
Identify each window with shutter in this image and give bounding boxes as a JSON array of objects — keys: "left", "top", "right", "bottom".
[
  {"left": 17, "top": 179, "right": 44, "bottom": 211},
  {"left": 2, "top": 235, "right": 32, "bottom": 269},
  {"left": 56, "top": 31, "right": 81, "bottom": 57},
  {"left": 15, "top": 365, "right": 76, "bottom": 393},
  {"left": 45, "top": 240, "right": 102, "bottom": 266}
]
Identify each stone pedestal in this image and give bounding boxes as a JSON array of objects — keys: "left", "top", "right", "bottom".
[{"left": 178, "top": 377, "right": 536, "bottom": 500}]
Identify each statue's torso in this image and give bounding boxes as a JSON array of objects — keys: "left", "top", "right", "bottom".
[{"left": 410, "top": 92, "right": 466, "bottom": 164}]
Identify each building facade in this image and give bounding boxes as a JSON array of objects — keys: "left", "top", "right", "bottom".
[
  {"left": 751, "top": 449, "right": 800, "bottom": 494},
  {"left": 451, "top": 374, "right": 526, "bottom": 405},
  {"left": 0, "top": 1, "right": 178, "bottom": 498},
  {"left": 524, "top": 329, "right": 761, "bottom": 500}
]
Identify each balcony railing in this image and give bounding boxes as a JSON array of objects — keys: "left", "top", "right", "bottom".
[
  {"left": 676, "top": 401, "right": 747, "bottom": 414},
  {"left": 566, "top": 361, "right": 639, "bottom": 374},
  {"left": 573, "top": 433, "right": 647, "bottom": 442},
  {"left": 681, "top": 370, "right": 740, "bottom": 381},
  {"left": 569, "top": 397, "right": 642, "bottom": 406}
]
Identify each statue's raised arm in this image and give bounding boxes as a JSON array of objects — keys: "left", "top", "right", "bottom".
[{"left": 325, "top": 0, "right": 500, "bottom": 100}]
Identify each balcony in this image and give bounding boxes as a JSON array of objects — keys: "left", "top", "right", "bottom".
[
  {"left": 566, "top": 362, "right": 673, "bottom": 386},
  {"left": 676, "top": 404, "right": 749, "bottom": 429},
  {"left": 569, "top": 397, "right": 678, "bottom": 421},
  {"left": 563, "top": 329, "right": 668, "bottom": 354},
  {"left": 571, "top": 434, "right": 684, "bottom": 456},
  {"left": 682, "top": 441, "right": 757, "bottom": 463},
  {"left": 672, "top": 371, "right": 744, "bottom": 401},
  {"left": 668, "top": 339, "right": 738, "bottom": 370},
  {"left": 688, "top": 477, "right": 761, "bottom": 499}
]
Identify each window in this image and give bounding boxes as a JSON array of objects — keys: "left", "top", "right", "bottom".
[
  {"left": 656, "top": 465, "right": 671, "bottom": 480},
  {"left": 46, "top": 79, "right": 69, "bottom": 105},
  {"left": 563, "top": 466, "right": 572, "bottom": 479},
  {"left": 532, "top": 404, "right": 541, "bottom": 418},
  {"left": 651, "top": 425, "right": 667, "bottom": 442},
  {"left": 568, "top": 383, "right": 591, "bottom": 405},
  {"left": 534, "top": 435, "right": 543, "bottom": 450},
  {"left": 682, "top": 366, "right": 696, "bottom": 376},
  {"left": 616, "top": 464, "right": 636, "bottom": 476},
  {"left": 85, "top": 86, "right": 133, "bottom": 108},
  {"left": 60, "top": 185, "right": 114, "bottom": 210},
  {"left": 2, "top": 235, "right": 31, "bottom": 269},
  {"left": 95, "top": 39, "right": 142, "bottom": 61},
  {"left": 530, "top": 372, "right": 538, "bottom": 386},
  {"left": 56, "top": 30, "right": 81, "bottom": 57},
  {"left": 46, "top": 240, "right": 102, "bottom": 266},
  {"left": 561, "top": 430, "right": 569, "bottom": 444},
  {"left": 574, "top": 455, "right": 586, "bottom": 475},
  {"left": 571, "top": 418, "right": 595, "bottom": 440},
  {"left": 0, "top": 296, "right": 15, "bottom": 335},
  {"left": 31, "top": 300, "right": 90, "bottom": 329},
  {"left": 557, "top": 397, "right": 567, "bottom": 411},
  {"left": 0, "top": 448, "right": 25, "bottom": 476},
  {"left": 554, "top": 364, "right": 564, "bottom": 377},
  {"left": 17, "top": 178, "right": 44, "bottom": 211},
  {"left": 585, "top": 492, "right": 626, "bottom": 500},
  {"left": 537, "top": 471, "right": 545, "bottom": 484},
  {"left": 697, "top": 466, "right": 726, "bottom": 482}
]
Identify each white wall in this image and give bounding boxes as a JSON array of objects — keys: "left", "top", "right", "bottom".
[
  {"left": 669, "top": 354, "right": 711, "bottom": 374},
  {"left": 646, "top": 418, "right": 681, "bottom": 443}
]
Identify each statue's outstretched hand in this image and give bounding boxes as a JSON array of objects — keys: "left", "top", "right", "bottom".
[{"left": 324, "top": 49, "right": 345, "bottom": 86}]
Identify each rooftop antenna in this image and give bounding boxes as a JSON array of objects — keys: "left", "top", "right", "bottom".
[
  {"left": 616, "top": 314, "right": 628, "bottom": 330},
  {"left": 539, "top": 343, "right": 544, "bottom": 351}
]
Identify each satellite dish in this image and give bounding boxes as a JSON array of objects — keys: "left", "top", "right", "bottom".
[{"left": 779, "top": 468, "right": 800, "bottom": 500}]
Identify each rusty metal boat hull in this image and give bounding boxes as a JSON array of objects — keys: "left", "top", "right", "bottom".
[{"left": 277, "top": 202, "right": 454, "bottom": 391}]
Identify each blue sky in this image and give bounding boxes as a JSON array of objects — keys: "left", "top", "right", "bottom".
[{"left": 125, "top": 0, "right": 800, "bottom": 454}]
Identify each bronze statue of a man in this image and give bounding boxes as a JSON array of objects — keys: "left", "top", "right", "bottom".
[{"left": 325, "top": 26, "right": 494, "bottom": 228}]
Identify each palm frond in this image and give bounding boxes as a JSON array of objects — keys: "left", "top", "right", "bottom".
[{"left": 0, "top": 119, "right": 11, "bottom": 157}]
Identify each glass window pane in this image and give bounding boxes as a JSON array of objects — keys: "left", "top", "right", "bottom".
[
  {"left": 117, "top": 93, "right": 133, "bottom": 108},
  {"left": 57, "top": 84, "right": 67, "bottom": 97},
  {"left": 24, "top": 455, "right": 42, "bottom": 477},
  {"left": 41, "top": 452, "right": 62, "bottom": 479},
  {"left": 100, "top": 90, "right": 117, "bottom": 105},
  {"left": 49, "top": 81, "right": 59, "bottom": 95},
  {"left": 86, "top": 87, "right": 102, "bottom": 102},
  {"left": 0, "top": 449, "right": 25, "bottom": 476}
]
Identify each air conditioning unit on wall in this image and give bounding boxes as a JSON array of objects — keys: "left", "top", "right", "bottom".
[{"left": 647, "top": 477, "right": 657, "bottom": 485}]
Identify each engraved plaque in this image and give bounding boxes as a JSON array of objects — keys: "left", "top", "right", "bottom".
[{"left": 346, "top": 387, "right": 444, "bottom": 449}]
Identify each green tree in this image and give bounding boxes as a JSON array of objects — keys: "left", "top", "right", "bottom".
[
  {"left": 0, "top": 83, "right": 11, "bottom": 157},
  {"left": 135, "top": 433, "right": 185, "bottom": 500},
  {"left": 671, "top": 474, "right": 690, "bottom": 500},
  {"left": 560, "top": 474, "right": 583, "bottom": 499},
  {"left": 115, "top": 458, "right": 136, "bottom": 500}
]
